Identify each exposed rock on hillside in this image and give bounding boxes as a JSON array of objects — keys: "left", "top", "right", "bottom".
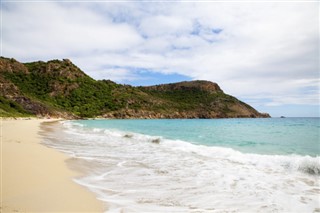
[
  {"left": 0, "top": 57, "right": 270, "bottom": 118},
  {"left": 142, "top": 80, "right": 223, "bottom": 94}
]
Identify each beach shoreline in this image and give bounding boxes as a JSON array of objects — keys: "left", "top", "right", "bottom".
[{"left": 0, "top": 118, "right": 105, "bottom": 212}]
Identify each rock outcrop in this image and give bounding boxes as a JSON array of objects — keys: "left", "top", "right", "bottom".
[{"left": 0, "top": 57, "right": 270, "bottom": 118}]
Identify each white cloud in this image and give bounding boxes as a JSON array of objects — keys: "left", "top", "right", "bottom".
[
  {"left": 139, "top": 15, "right": 192, "bottom": 37},
  {"left": 2, "top": 2, "right": 142, "bottom": 60},
  {"left": 92, "top": 67, "right": 141, "bottom": 83},
  {"left": 2, "top": 1, "right": 319, "bottom": 108}
]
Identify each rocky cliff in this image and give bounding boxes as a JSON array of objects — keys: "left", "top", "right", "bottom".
[{"left": 0, "top": 57, "right": 270, "bottom": 118}]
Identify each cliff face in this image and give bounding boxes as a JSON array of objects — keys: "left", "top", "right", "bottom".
[
  {"left": 142, "top": 80, "right": 223, "bottom": 94},
  {"left": 0, "top": 57, "right": 270, "bottom": 118}
]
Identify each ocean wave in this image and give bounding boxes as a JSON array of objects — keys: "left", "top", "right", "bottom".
[
  {"left": 62, "top": 120, "right": 320, "bottom": 176},
  {"left": 297, "top": 157, "right": 320, "bottom": 175},
  {"left": 44, "top": 120, "right": 320, "bottom": 212}
]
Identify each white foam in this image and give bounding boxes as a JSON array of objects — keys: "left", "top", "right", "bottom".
[
  {"left": 61, "top": 120, "right": 85, "bottom": 128},
  {"left": 44, "top": 121, "right": 320, "bottom": 213}
]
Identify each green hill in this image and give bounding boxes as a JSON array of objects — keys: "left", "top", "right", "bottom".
[{"left": 0, "top": 57, "right": 270, "bottom": 118}]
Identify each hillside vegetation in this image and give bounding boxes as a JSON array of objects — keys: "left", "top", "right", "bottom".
[{"left": 0, "top": 57, "right": 269, "bottom": 118}]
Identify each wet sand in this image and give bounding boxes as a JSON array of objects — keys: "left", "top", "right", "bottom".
[{"left": 1, "top": 118, "right": 105, "bottom": 212}]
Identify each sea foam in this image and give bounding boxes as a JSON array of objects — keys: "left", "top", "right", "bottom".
[{"left": 41, "top": 120, "right": 320, "bottom": 213}]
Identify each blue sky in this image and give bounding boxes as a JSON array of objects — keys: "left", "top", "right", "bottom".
[{"left": 1, "top": 1, "right": 319, "bottom": 117}]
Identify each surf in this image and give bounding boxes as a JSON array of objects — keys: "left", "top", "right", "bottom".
[{"left": 41, "top": 120, "right": 320, "bottom": 212}]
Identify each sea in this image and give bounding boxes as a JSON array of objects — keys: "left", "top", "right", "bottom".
[{"left": 41, "top": 118, "right": 320, "bottom": 213}]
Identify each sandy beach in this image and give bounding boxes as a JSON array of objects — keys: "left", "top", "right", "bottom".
[{"left": 0, "top": 118, "right": 105, "bottom": 212}]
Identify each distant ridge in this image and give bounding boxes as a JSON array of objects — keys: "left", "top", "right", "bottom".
[
  {"left": 0, "top": 57, "right": 270, "bottom": 118},
  {"left": 141, "top": 80, "right": 223, "bottom": 94}
]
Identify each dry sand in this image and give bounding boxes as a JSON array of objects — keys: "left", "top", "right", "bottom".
[{"left": 0, "top": 118, "right": 105, "bottom": 212}]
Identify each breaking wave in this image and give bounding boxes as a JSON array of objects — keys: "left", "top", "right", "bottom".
[{"left": 41, "top": 120, "right": 320, "bottom": 213}]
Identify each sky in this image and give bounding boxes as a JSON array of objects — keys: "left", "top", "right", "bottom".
[{"left": 1, "top": 1, "right": 319, "bottom": 117}]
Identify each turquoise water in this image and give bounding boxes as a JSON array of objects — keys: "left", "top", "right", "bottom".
[
  {"left": 42, "top": 118, "right": 320, "bottom": 212},
  {"left": 76, "top": 118, "right": 320, "bottom": 156}
]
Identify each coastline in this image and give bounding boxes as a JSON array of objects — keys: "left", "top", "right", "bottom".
[
  {"left": 0, "top": 118, "right": 105, "bottom": 212},
  {"left": 48, "top": 118, "right": 320, "bottom": 212}
]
